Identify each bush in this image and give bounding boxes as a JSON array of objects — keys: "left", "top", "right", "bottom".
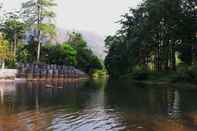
[
  {"left": 5, "top": 60, "right": 16, "bottom": 69},
  {"left": 131, "top": 67, "right": 149, "bottom": 80},
  {"left": 177, "top": 63, "right": 188, "bottom": 74},
  {"left": 188, "top": 65, "right": 197, "bottom": 79},
  {"left": 91, "top": 69, "right": 107, "bottom": 78},
  {"left": 171, "top": 64, "right": 195, "bottom": 82},
  {"left": 170, "top": 72, "right": 193, "bottom": 83}
]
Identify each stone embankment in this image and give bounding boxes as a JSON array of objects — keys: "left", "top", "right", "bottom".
[
  {"left": 0, "top": 64, "right": 87, "bottom": 81},
  {"left": 17, "top": 64, "right": 87, "bottom": 80},
  {"left": 0, "top": 69, "right": 17, "bottom": 80}
]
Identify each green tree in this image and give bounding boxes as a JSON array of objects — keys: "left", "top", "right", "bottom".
[
  {"left": 68, "top": 32, "right": 103, "bottom": 73},
  {"left": 0, "top": 33, "right": 13, "bottom": 68},
  {"left": 1, "top": 16, "right": 26, "bottom": 57},
  {"left": 41, "top": 43, "right": 77, "bottom": 65},
  {"left": 22, "top": 0, "right": 57, "bottom": 62},
  {"left": 16, "top": 43, "right": 32, "bottom": 63},
  {"left": 105, "top": 0, "right": 197, "bottom": 78}
]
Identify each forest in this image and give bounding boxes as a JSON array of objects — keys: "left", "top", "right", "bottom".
[
  {"left": 0, "top": 0, "right": 103, "bottom": 75},
  {"left": 105, "top": 0, "right": 197, "bottom": 82}
]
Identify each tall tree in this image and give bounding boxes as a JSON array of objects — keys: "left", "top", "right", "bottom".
[
  {"left": 1, "top": 14, "right": 26, "bottom": 56},
  {"left": 105, "top": 0, "right": 197, "bottom": 78},
  {"left": 22, "top": 0, "right": 56, "bottom": 62},
  {"left": 68, "top": 32, "right": 103, "bottom": 73}
]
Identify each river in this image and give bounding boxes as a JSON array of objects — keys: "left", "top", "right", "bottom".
[{"left": 0, "top": 79, "right": 197, "bottom": 131}]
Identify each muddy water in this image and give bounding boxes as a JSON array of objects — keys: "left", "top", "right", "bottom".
[{"left": 0, "top": 80, "right": 197, "bottom": 131}]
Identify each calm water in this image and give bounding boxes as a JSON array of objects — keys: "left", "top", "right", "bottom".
[{"left": 0, "top": 80, "right": 197, "bottom": 131}]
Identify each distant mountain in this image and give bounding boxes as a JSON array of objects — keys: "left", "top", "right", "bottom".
[{"left": 54, "top": 28, "right": 106, "bottom": 60}]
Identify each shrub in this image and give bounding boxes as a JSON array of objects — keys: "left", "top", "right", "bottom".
[
  {"left": 171, "top": 64, "right": 194, "bottom": 82},
  {"left": 91, "top": 69, "right": 107, "bottom": 78},
  {"left": 131, "top": 67, "right": 149, "bottom": 80},
  {"left": 5, "top": 59, "right": 16, "bottom": 69},
  {"left": 188, "top": 65, "right": 197, "bottom": 79}
]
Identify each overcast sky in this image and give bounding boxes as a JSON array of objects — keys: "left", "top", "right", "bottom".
[{"left": 2, "top": 0, "right": 141, "bottom": 37}]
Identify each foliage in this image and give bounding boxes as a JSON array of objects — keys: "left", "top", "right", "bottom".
[
  {"left": 22, "top": 0, "right": 57, "bottom": 62},
  {"left": 14, "top": 31, "right": 103, "bottom": 74},
  {"left": 91, "top": 69, "right": 107, "bottom": 78},
  {"left": 1, "top": 19, "right": 26, "bottom": 42},
  {"left": 16, "top": 43, "right": 32, "bottom": 63},
  {"left": 63, "top": 43, "right": 77, "bottom": 65},
  {"left": 0, "top": 33, "right": 13, "bottom": 61},
  {"left": 0, "top": 0, "right": 102, "bottom": 73},
  {"left": 105, "top": 35, "right": 132, "bottom": 78},
  {"left": 0, "top": 14, "right": 26, "bottom": 56},
  {"left": 5, "top": 59, "right": 16, "bottom": 69},
  {"left": 105, "top": 0, "right": 197, "bottom": 78},
  {"left": 0, "top": 33, "right": 14, "bottom": 68},
  {"left": 22, "top": 0, "right": 56, "bottom": 29},
  {"left": 41, "top": 43, "right": 77, "bottom": 65},
  {"left": 68, "top": 32, "right": 103, "bottom": 73}
]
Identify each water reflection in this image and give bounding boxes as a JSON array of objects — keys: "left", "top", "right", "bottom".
[
  {"left": 167, "top": 88, "right": 182, "bottom": 120},
  {"left": 0, "top": 80, "right": 196, "bottom": 131},
  {"left": 106, "top": 80, "right": 197, "bottom": 131}
]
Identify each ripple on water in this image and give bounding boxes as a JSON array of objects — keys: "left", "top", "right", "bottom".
[{"left": 42, "top": 107, "right": 127, "bottom": 131}]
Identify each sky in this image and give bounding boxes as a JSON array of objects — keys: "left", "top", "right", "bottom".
[{"left": 2, "top": 0, "right": 141, "bottom": 37}]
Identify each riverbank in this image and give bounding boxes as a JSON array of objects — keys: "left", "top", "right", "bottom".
[
  {"left": 0, "top": 69, "right": 17, "bottom": 80},
  {"left": 117, "top": 67, "right": 197, "bottom": 89},
  {"left": 0, "top": 64, "right": 88, "bottom": 82},
  {"left": 132, "top": 80, "right": 197, "bottom": 90}
]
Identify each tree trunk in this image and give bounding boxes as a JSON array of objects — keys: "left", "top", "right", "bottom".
[
  {"left": 144, "top": 57, "right": 148, "bottom": 71},
  {"left": 171, "top": 41, "right": 176, "bottom": 71},
  {"left": 36, "top": 3, "right": 41, "bottom": 63},
  {"left": 10, "top": 41, "right": 13, "bottom": 54},
  {"left": 13, "top": 32, "right": 17, "bottom": 57},
  {"left": 37, "top": 30, "right": 41, "bottom": 63},
  {"left": 1, "top": 60, "right": 5, "bottom": 69},
  {"left": 154, "top": 45, "right": 158, "bottom": 72},
  {"left": 157, "top": 43, "right": 161, "bottom": 72},
  {"left": 164, "top": 41, "right": 169, "bottom": 71}
]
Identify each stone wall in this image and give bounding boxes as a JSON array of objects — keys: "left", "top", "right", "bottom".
[{"left": 17, "top": 64, "right": 87, "bottom": 80}]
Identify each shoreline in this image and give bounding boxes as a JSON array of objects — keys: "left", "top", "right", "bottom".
[
  {"left": 0, "top": 68, "right": 88, "bottom": 83},
  {"left": 129, "top": 79, "right": 197, "bottom": 90},
  {"left": 0, "top": 77, "right": 89, "bottom": 83}
]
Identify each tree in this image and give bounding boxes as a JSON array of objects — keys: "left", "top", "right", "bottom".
[
  {"left": 0, "top": 33, "right": 13, "bottom": 69},
  {"left": 105, "top": 35, "right": 128, "bottom": 77},
  {"left": 105, "top": 0, "right": 197, "bottom": 78},
  {"left": 1, "top": 15, "right": 26, "bottom": 57},
  {"left": 22, "top": 0, "right": 57, "bottom": 62},
  {"left": 67, "top": 32, "right": 103, "bottom": 73},
  {"left": 40, "top": 43, "right": 77, "bottom": 65},
  {"left": 16, "top": 43, "right": 32, "bottom": 63},
  {"left": 62, "top": 43, "right": 77, "bottom": 65}
]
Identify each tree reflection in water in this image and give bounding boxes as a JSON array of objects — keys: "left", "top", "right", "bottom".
[
  {"left": 0, "top": 80, "right": 196, "bottom": 131},
  {"left": 167, "top": 88, "right": 182, "bottom": 120}
]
